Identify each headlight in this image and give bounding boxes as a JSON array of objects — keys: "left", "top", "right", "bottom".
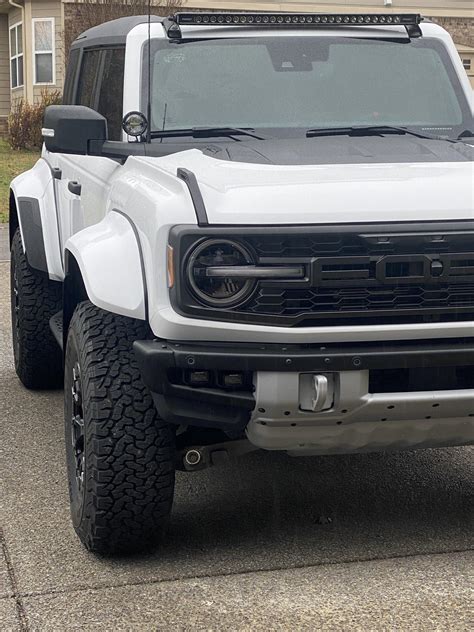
[{"left": 186, "top": 239, "right": 256, "bottom": 307}]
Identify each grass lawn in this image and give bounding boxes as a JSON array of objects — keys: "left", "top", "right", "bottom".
[{"left": 0, "top": 139, "right": 39, "bottom": 224}]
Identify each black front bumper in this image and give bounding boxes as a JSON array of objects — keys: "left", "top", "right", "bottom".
[{"left": 134, "top": 338, "right": 474, "bottom": 431}]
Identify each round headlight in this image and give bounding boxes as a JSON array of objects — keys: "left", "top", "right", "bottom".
[
  {"left": 122, "top": 111, "right": 148, "bottom": 138},
  {"left": 187, "top": 239, "right": 256, "bottom": 307}
]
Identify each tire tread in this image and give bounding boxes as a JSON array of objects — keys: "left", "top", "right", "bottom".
[
  {"left": 67, "top": 301, "right": 175, "bottom": 555},
  {"left": 11, "top": 228, "right": 62, "bottom": 389}
]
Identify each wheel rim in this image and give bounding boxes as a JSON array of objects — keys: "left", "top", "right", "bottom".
[
  {"left": 71, "top": 362, "right": 85, "bottom": 499},
  {"left": 11, "top": 262, "right": 20, "bottom": 359}
]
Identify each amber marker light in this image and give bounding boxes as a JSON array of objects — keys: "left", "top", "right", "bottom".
[{"left": 167, "top": 245, "right": 175, "bottom": 288}]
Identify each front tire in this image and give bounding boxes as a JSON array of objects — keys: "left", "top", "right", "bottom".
[
  {"left": 10, "top": 228, "right": 63, "bottom": 389},
  {"left": 64, "top": 301, "right": 175, "bottom": 555}
]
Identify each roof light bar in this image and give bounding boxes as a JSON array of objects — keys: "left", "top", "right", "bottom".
[{"left": 175, "top": 12, "right": 421, "bottom": 28}]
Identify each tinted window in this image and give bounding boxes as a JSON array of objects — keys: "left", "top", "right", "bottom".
[
  {"left": 63, "top": 48, "right": 80, "bottom": 104},
  {"left": 97, "top": 48, "right": 125, "bottom": 140},
  {"left": 76, "top": 49, "right": 101, "bottom": 108}
]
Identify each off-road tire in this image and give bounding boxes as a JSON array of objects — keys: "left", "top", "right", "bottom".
[
  {"left": 64, "top": 301, "right": 175, "bottom": 555},
  {"left": 10, "top": 228, "right": 63, "bottom": 389}
]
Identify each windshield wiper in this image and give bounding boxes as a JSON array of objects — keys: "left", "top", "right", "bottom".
[
  {"left": 150, "top": 127, "right": 267, "bottom": 140},
  {"left": 306, "top": 125, "right": 459, "bottom": 142}
]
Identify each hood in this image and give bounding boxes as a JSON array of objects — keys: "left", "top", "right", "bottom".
[{"left": 140, "top": 137, "right": 474, "bottom": 225}]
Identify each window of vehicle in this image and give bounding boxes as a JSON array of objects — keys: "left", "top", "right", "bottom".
[
  {"left": 97, "top": 48, "right": 126, "bottom": 140},
  {"left": 76, "top": 49, "right": 100, "bottom": 108},
  {"left": 9, "top": 22, "right": 23, "bottom": 89},
  {"left": 33, "top": 18, "right": 55, "bottom": 84},
  {"left": 76, "top": 47, "right": 125, "bottom": 140},
  {"left": 63, "top": 49, "right": 80, "bottom": 104},
  {"left": 144, "top": 36, "right": 471, "bottom": 138}
]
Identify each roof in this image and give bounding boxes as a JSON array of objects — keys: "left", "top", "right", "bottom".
[
  {"left": 69, "top": 12, "right": 446, "bottom": 51},
  {"left": 71, "top": 15, "right": 164, "bottom": 50},
  {"left": 455, "top": 43, "right": 474, "bottom": 53}
]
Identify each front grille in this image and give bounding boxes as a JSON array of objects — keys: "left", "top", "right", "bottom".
[
  {"left": 242, "top": 230, "right": 474, "bottom": 326},
  {"left": 172, "top": 224, "right": 474, "bottom": 327},
  {"left": 244, "top": 283, "right": 474, "bottom": 326},
  {"left": 246, "top": 233, "right": 462, "bottom": 258}
]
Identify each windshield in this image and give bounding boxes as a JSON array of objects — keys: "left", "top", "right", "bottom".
[{"left": 144, "top": 36, "right": 472, "bottom": 138}]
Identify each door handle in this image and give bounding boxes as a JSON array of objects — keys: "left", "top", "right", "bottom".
[{"left": 68, "top": 181, "right": 82, "bottom": 196}]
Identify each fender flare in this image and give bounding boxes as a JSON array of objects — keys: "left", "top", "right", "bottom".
[
  {"left": 10, "top": 158, "right": 63, "bottom": 280},
  {"left": 65, "top": 210, "right": 147, "bottom": 321}
]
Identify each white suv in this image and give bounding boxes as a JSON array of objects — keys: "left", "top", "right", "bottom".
[{"left": 9, "top": 12, "right": 474, "bottom": 554}]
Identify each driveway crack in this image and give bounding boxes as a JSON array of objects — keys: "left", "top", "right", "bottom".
[{"left": 1, "top": 528, "right": 29, "bottom": 631}]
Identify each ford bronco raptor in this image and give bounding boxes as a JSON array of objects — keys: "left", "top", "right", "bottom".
[{"left": 9, "top": 11, "right": 474, "bottom": 554}]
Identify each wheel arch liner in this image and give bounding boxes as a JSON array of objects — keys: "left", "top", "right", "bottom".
[
  {"left": 65, "top": 210, "right": 147, "bottom": 320},
  {"left": 10, "top": 158, "right": 63, "bottom": 280}
]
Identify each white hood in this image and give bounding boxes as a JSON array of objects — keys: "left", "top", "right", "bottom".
[{"left": 142, "top": 148, "right": 474, "bottom": 225}]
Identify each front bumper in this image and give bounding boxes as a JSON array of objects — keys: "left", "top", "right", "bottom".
[{"left": 134, "top": 338, "right": 474, "bottom": 453}]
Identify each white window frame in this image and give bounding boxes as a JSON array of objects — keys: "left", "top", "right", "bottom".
[
  {"left": 9, "top": 22, "right": 24, "bottom": 89},
  {"left": 32, "top": 17, "right": 56, "bottom": 85}
]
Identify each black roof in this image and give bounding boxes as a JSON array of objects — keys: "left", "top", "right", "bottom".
[{"left": 71, "top": 15, "right": 164, "bottom": 50}]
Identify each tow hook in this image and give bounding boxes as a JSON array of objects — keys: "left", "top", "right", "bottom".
[{"left": 178, "top": 439, "right": 257, "bottom": 472}]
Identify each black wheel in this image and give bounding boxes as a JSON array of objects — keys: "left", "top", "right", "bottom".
[
  {"left": 10, "top": 228, "right": 63, "bottom": 389},
  {"left": 64, "top": 301, "right": 175, "bottom": 555}
]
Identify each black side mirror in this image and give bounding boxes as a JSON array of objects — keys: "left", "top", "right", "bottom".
[{"left": 42, "top": 105, "right": 108, "bottom": 154}]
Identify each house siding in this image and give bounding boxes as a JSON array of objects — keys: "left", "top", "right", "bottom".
[
  {"left": 0, "top": 14, "right": 10, "bottom": 130},
  {"left": 31, "top": 0, "right": 64, "bottom": 102},
  {"left": 179, "top": 0, "right": 474, "bottom": 15}
]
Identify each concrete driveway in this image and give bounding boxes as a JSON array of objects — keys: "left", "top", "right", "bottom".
[{"left": 0, "top": 239, "right": 473, "bottom": 630}]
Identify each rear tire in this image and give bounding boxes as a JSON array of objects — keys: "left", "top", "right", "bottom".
[
  {"left": 64, "top": 301, "right": 175, "bottom": 555},
  {"left": 10, "top": 228, "right": 63, "bottom": 389}
]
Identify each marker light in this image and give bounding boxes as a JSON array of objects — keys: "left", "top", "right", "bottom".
[{"left": 167, "top": 245, "right": 175, "bottom": 289}]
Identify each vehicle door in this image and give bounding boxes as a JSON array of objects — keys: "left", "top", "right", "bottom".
[{"left": 47, "top": 46, "right": 125, "bottom": 256}]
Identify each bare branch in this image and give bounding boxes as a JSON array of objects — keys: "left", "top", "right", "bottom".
[{"left": 64, "top": 0, "right": 183, "bottom": 59}]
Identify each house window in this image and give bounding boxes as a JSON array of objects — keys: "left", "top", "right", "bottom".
[
  {"left": 33, "top": 18, "right": 55, "bottom": 84},
  {"left": 9, "top": 22, "right": 24, "bottom": 89},
  {"left": 462, "top": 58, "right": 471, "bottom": 71}
]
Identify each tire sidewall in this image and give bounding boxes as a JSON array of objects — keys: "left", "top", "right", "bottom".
[{"left": 10, "top": 239, "right": 21, "bottom": 374}]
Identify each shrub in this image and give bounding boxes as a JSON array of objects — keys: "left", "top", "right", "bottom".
[
  {"left": 8, "top": 99, "right": 32, "bottom": 151},
  {"left": 8, "top": 89, "right": 62, "bottom": 150}
]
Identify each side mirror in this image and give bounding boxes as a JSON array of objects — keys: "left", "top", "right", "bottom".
[{"left": 42, "top": 105, "right": 108, "bottom": 154}]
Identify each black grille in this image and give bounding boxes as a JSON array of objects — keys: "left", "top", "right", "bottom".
[
  {"left": 237, "top": 231, "right": 474, "bottom": 325},
  {"left": 244, "top": 283, "right": 474, "bottom": 326},
  {"left": 172, "top": 225, "right": 474, "bottom": 327},
  {"left": 246, "top": 232, "right": 471, "bottom": 258}
]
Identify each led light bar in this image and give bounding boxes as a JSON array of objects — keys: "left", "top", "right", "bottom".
[
  {"left": 175, "top": 12, "right": 421, "bottom": 28},
  {"left": 203, "top": 266, "right": 305, "bottom": 279}
]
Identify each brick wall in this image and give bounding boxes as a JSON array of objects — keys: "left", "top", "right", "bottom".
[{"left": 430, "top": 17, "right": 474, "bottom": 48}]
